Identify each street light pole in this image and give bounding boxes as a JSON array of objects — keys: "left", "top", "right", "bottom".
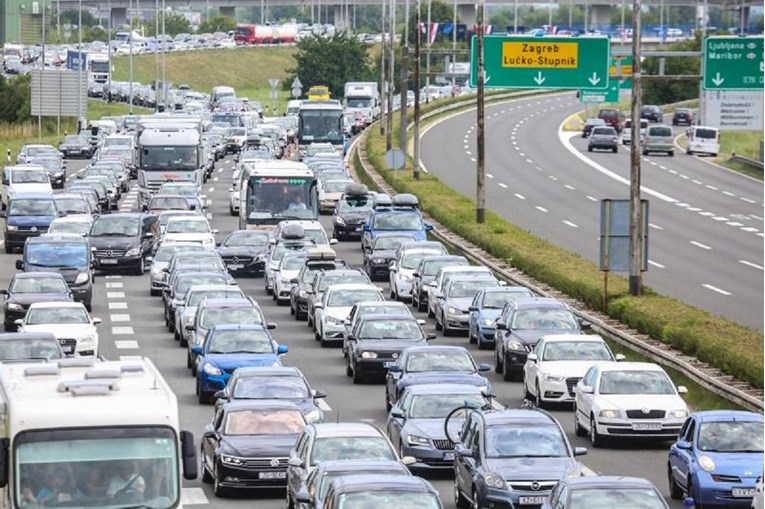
[
  {"left": 399, "top": 0, "right": 409, "bottom": 154},
  {"left": 78, "top": 0, "right": 83, "bottom": 130},
  {"left": 129, "top": 0, "right": 134, "bottom": 114},
  {"left": 39, "top": 0, "right": 46, "bottom": 139},
  {"left": 107, "top": 0, "right": 112, "bottom": 103},
  {"left": 425, "top": 0, "right": 431, "bottom": 103},
  {"left": 154, "top": 0, "right": 159, "bottom": 112},
  {"left": 161, "top": 0, "right": 166, "bottom": 111},
  {"left": 379, "top": 0, "right": 386, "bottom": 136},
  {"left": 476, "top": 0, "right": 485, "bottom": 223},
  {"left": 413, "top": 0, "right": 421, "bottom": 180},
  {"left": 386, "top": 0, "right": 395, "bottom": 150},
  {"left": 629, "top": 0, "right": 643, "bottom": 295}
]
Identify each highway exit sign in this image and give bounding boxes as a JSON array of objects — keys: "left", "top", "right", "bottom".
[
  {"left": 470, "top": 36, "right": 610, "bottom": 89},
  {"left": 579, "top": 81, "right": 619, "bottom": 103},
  {"left": 703, "top": 36, "right": 764, "bottom": 90}
]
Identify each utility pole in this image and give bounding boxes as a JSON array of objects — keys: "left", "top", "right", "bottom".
[
  {"left": 379, "top": 0, "right": 386, "bottom": 136},
  {"left": 161, "top": 0, "right": 166, "bottom": 111},
  {"left": 399, "top": 0, "right": 410, "bottom": 154},
  {"left": 386, "top": 0, "right": 395, "bottom": 150},
  {"left": 129, "top": 0, "right": 134, "bottom": 114},
  {"left": 154, "top": 0, "right": 159, "bottom": 111},
  {"left": 39, "top": 0, "right": 46, "bottom": 139},
  {"left": 425, "top": 0, "right": 431, "bottom": 103},
  {"left": 629, "top": 0, "right": 643, "bottom": 295},
  {"left": 77, "top": 0, "right": 82, "bottom": 131},
  {"left": 452, "top": 0, "right": 457, "bottom": 90},
  {"left": 107, "top": 0, "right": 112, "bottom": 103},
  {"left": 476, "top": 0, "right": 485, "bottom": 223},
  {"left": 413, "top": 0, "right": 421, "bottom": 180}
]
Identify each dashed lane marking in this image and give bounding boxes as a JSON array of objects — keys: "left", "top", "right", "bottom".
[
  {"left": 586, "top": 196, "right": 598, "bottom": 202},
  {"left": 535, "top": 206, "right": 548, "bottom": 213},
  {"left": 562, "top": 220, "right": 578, "bottom": 228},
  {"left": 108, "top": 302, "right": 128, "bottom": 310},
  {"left": 648, "top": 223, "right": 664, "bottom": 230},
  {"left": 181, "top": 487, "right": 209, "bottom": 506},
  {"left": 105, "top": 282, "right": 123, "bottom": 289},
  {"left": 107, "top": 292, "right": 125, "bottom": 299},
  {"left": 514, "top": 193, "right": 525, "bottom": 200},
  {"left": 702, "top": 284, "right": 731, "bottom": 296},
  {"left": 110, "top": 314, "right": 131, "bottom": 322},
  {"left": 740, "top": 260, "right": 764, "bottom": 270},
  {"left": 648, "top": 260, "right": 666, "bottom": 268},
  {"left": 498, "top": 183, "right": 508, "bottom": 189},
  {"left": 690, "top": 241, "right": 712, "bottom": 250},
  {"left": 317, "top": 399, "right": 332, "bottom": 412}
]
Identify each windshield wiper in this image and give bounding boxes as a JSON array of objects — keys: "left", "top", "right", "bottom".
[{"left": 94, "top": 232, "right": 130, "bottom": 236}]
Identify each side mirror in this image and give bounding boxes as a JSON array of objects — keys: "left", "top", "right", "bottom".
[
  {"left": 456, "top": 446, "right": 473, "bottom": 458},
  {"left": 15, "top": 260, "right": 23, "bottom": 270},
  {"left": 388, "top": 365, "right": 401, "bottom": 373},
  {"left": 290, "top": 278, "right": 299, "bottom": 284},
  {"left": 495, "top": 322, "right": 507, "bottom": 330},
  {"left": 277, "top": 344, "right": 289, "bottom": 355},
  {"left": 92, "top": 318, "right": 102, "bottom": 325},
  {"left": 312, "top": 389, "right": 327, "bottom": 399},
  {"left": 191, "top": 345, "right": 203, "bottom": 355},
  {"left": 615, "top": 353, "right": 625, "bottom": 361},
  {"left": 179, "top": 430, "right": 198, "bottom": 480},
  {"left": 13, "top": 319, "right": 23, "bottom": 326},
  {"left": 145, "top": 256, "right": 153, "bottom": 263},
  {"left": 412, "top": 272, "right": 420, "bottom": 278},
  {"left": 314, "top": 303, "right": 323, "bottom": 310},
  {"left": 579, "top": 385, "right": 594, "bottom": 394},
  {"left": 390, "top": 409, "right": 404, "bottom": 419},
  {"left": 425, "top": 333, "right": 436, "bottom": 340},
  {"left": 573, "top": 447, "right": 588, "bottom": 457},
  {"left": 346, "top": 336, "right": 356, "bottom": 342},
  {"left": 329, "top": 238, "right": 338, "bottom": 246},
  {"left": 295, "top": 490, "right": 312, "bottom": 504},
  {"left": 417, "top": 319, "right": 426, "bottom": 325},
  {"left": 362, "top": 224, "right": 370, "bottom": 231},
  {"left": 675, "top": 440, "right": 692, "bottom": 450},
  {"left": 401, "top": 456, "right": 417, "bottom": 466},
  {"left": 424, "top": 223, "right": 433, "bottom": 232},
  {"left": 267, "top": 322, "right": 277, "bottom": 330},
  {"left": 677, "top": 386, "right": 688, "bottom": 394},
  {"left": 527, "top": 353, "right": 538, "bottom": 362},
  {"left": 213, "top": 390, "right": 226, "bottom": 401},
  {"left": 287, "top": 457, "right": 304, "bottom": 468},
  {"left": 185, "top": 324, "right": 195, "bottom": 331},
  {"left": 468, "top": 306, "right": 478, "bottom": 312},
  {"left": 477, "top": 363, "right": 491, "bottom": 372}
]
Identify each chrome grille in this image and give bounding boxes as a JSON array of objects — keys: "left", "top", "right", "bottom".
[
  {"left": 626, "top": 409, "right": 666, "bottom": 419},
  {"left": 94, "top": 249, "right": 126, "bottom": 258},
  {"left": 565, "top": 377, "right": 581, "bottom": 397},
  {"left": 240, "top": 457, "right": 288, "bottom": 468},
  {"left": 432, "top": 439, "right": 453, "bottom": 450},
  {"left": 507, "top": 480, "right": 557, "bottom": 491}
]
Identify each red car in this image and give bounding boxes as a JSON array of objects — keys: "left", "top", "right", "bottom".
[{"left": 672, "top": 108, "right": 694, "bottom": 126}]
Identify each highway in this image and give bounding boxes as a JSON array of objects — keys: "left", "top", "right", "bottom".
[
  {"left": 4, "top": 154, "right": 692, "bottom": 508},
  {"left": 420, "top": 93, "right": 764, "bottom": 331}
]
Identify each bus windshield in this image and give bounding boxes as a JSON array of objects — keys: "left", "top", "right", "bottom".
[
  {"left": 298, "top": 109, "right": 344, "bottom": 145},
  {"left": 245, "top": 175, "right": 318, "bottom": 223}
]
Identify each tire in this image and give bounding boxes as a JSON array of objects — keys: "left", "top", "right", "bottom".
[
  {"left": 179, "top": 334, "right": 187, "bottom": 348},
  {"left": 642, "top": 150, "right": 648, "bottom": 156},
  {"left": 197, "top": 380, "right": 210, "bottom": 405},
  {"left": 133, "top": 258, "right": 145, "bottom": 276},
  {"left": 352, "top": 363, "right": 363, "bottom": 384},
  {"left": 454, "top": 482, "right": 469, "bottom": 509},
  {"left": 85, "top": 303, "right": 92, "bottom": 312},
  {"left": 687, "top": 479, "right": 700, "bottom": 508},
  {"left": 573, "top": 405, "right": 586, "bottom": 437},
  {"left": 535, "top": 381, "right": 544, "bottom": 408},
  {"left": 668, "top": 150, "right": 674, "bottom": 157},
  {"left": 4, "top": 245, "right": 11, "bottom": 254},
  {"left": 494, "top": 347, "right": 504, "bottom": 374},
  {"left": 186, "top": 351, "right": 193, "bottom": 369},
  {"left": 345, "top": 357, "right": 353, "bottom": 377},
  {"left": 668, "top": 465, "right": 684, "bottom": 500},
  {"left": 213, "top": 465, "right": 226, "bottom": 498},
  {"left": 416, "top": 297, "right": 426, "bottom": 313},
  {"left": 523, "top": 378, "right": 533, "bottom": 400},
  {"left": 434, "top": 313, "right": 442, "bottom": 331},
  {"left": 613, "top": 147, "right": 618, "bottom": 153},
  {"left": 471, "top": 489, "right": 480, "bottom": 509},
  {"left": 468, "top": 327, "right": 477, "bottom": 344},
  {"left": 427, "top": 304, "right": 434, "bottom": 319},
  {"left": 201, "top": 456, "right": 213, "bottom": 483},
  {"left": 502, "top": 354, "right": 513, "bottom": 382},
  {"left": 150, "top": 288, "right": 160, "bottom": 297},
  {"left": 686, "top": 149, "right": 693, "bottom": 155},
  {"left": 442, "top": 314, "right": 450, "bottom": 336},
  {"left": 385, "top": 390, "right": 392, "bottom": 411},
  {"left": 587, "top": 146, "right": 593, "bottom": 152},
  {"left": 590, "top": 414, "right": 604, "bottom": 448}
]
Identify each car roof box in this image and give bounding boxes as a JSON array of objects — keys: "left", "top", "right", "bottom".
[
  {"left": 281, "top": 224, "right": 306, "bottom": 240},
  {"left": 392, "top": 193, "right": 419, "bottom": 208},
  {"left": 344, "top": 183, "right": 369, "bottom": 196},
  {"left": 307, "top": 246, "right": 337, "bottom": 261},
  {"left": 373, "top": 193, "right": 392, "bottom": 208}
]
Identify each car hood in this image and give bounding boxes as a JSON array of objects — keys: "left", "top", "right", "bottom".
[
  {"left": 217, "top": 245, "right": 268, "bottom": 257},
  {"left": 510, "top": 329, "right": 579, "bottom": 346},
  {"left": 444, "top": 297, "right": 473, "bottom": 312},
  {"left": 8, "top": 293, "right": 71, "bottom": 306},
  {"left": 89, "top": 236, "right": 137, "bottom": 249},
  {"left": 398, "top": 372, "right": 488, "bottom": 390},
  {"left": 325, "top": 306, "right": 353, "bottom": 320},
  {"left": 702, "top": 451, "right": 764, "bottom": 475},
  {"left": 22, "top": 323, "right": 95, "bottom": 337},
  {"left": 205, "top": 353, "right": 280, "bottom": 369},
  {"left": 540, "top": 361, "right": 613, "bottom": 378},
  {"left": 369, "top": 248, "right": 396, "bottom": 259},
  {"left": 477, "top": 309, "right": 502, "bottom": 321},
  {"left": 357, "top": 339, "right": 428, "bottom": 351},
  {"left": 596, "top": 393, "right": 686, "bottom": 411},
  {"left": 10, "top": 184, "right": 52, "bottom": 194},
  {"left": 337, "top": 211, "right": 369, "bottom": 222},
  {"left": 219, "top": 435, "right": 298, "bottom": 458},
  {"left": 7, "top": 215, "right": 56, "bottom": 227},
  {"left": 404, "top": 418, "right": 464, "bottom": 440},
  {"left": 487, "top": 457, "right": 579, "bottom": 481},
  {"left": 372, "top": 230, "right": 425, "bottom": 241}
]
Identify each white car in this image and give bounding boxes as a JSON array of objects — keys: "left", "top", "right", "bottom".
[
  {"left": 162, "top": 216, "right": 218, "bottom": 249},
  {"left": 273, "top": 252, "right": 308, "bottom": 305},
  {"left": 47, "top": 215, "right": 93, "bottom": 237},
  {"left": 389, "top": 247, "right": 445, "bottom": 302},
  {"left": 314, "top": 284, "right": 384, "bottom": 347},
  {"left": 17, "top": 301, "right": 101, "bottom": 356},
  {"left": 522, "top": 334, "right": 624, "bottom": 407},
  {"left": 1, "top": 166, "right": 53, "bottom": 207},
  {"left": 275, "top": 220, "right": 336, "bottom": 247},
  {"left": 318, "top": 179, "right": 353, "bottom": 213},
  {"left": 574, "top": 362, "right": 688, "bottom": 447},
  {"left": 158, "top": 181, "right": 207, "bottom": 209}
]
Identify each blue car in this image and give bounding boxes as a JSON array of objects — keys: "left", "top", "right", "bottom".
[
  {"left": 467, "top": 286, "right": 534, "bottom": 349},
  {"left": 668, "top": 410, "right": 763, "bottom": 507},
  {"left": 2, "top": 193, "right": 61, "bottom": 254},
  {"left": 193, "top": 324, "right": 288, "bottom": 404},
  {"left": 361, "top": 194, "right": 432, "bottom": 250}
]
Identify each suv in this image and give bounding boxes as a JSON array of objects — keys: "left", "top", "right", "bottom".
[
  {"left": 332, "top": 183, "right": 374, "bottom": 240},
  {"left": 289, "top": 248, "right": 348, "bottom": 320},
  {"left": 305, "top": 269, "right": 371, "bottom": 330},
  {"left": 361, "top": 194, "right": 433, "bottom": 251},
  {"left": 453, "top": 408, "right": 587, "bottom": 509},
  {"left": 641, "top": 104, "right": 664, "bottom": 123},
  {"left": 596, "top": 108, "right": 622, "bottom": 133},
  {"left": 642, "top": 125, "right": 675, "bottom": 156},
  {"left": 2, "top": 193, "right": 61, "bottom": 253},
  {"left": 89, "top": 213, "right": 158, "bottom": 274},
  {"left": 17, "top": 234, "right": 94, "bottom": 310}
]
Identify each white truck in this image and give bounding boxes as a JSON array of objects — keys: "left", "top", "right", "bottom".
[
  {"left": 0, "top": 357, "right": 198, "bottom": 509},
  {"left": 343, "top": 82, "right": 380, "bottom": 126},
  {"left": 87, "top": 53, "right": 110, "bottom": 84}
]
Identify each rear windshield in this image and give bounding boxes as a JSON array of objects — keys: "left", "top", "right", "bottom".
[
  {"left": 695, "top": 128, "right": 718, "bottom": 139},
  {"left": 649, "top": 127, "right": 673, "bottom": 137}
]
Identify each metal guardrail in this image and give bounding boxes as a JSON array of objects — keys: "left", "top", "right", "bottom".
[
  {"left": 730, "top": 154, "right": 764, "bottom": 171},
  {"left": 356, "top": 94, "right": 764, "bottom": 412}
]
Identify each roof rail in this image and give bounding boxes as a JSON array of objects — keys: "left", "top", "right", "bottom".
[
  {"left": 24, "top": 365, "right": 60, "bottom": 377},
  {"left": 57, "top": 380, "right": 119, "bottom": 394}
]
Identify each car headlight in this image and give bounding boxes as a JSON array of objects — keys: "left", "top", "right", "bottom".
[
  {"left": 406, "top": 435, "right": 430, "bottom": 447},
  {"left": 299, "top": 290, "right": 308, "bottom": 298},
  {"left": 699, "top": 455, "right": 716, "bottom": 472},
  {"left": 150, "top": 267, "right": 163, "bottom": 278},
  {"left": 220, "top": 455, "right": 243, "bottom": 466},
  {"left": 481, "top": 318, "right": 495, "bottom": 327},
  {"left": 669, "top": 409, "right": 688, "bottom": 419},
  {"left": 400, "top": 273, "right": 412, "bottom": 282},
  {"left": 125, "top": 246, "right": 141, "bottom": 257},
  {"left": 281, "top": 278, "right": 293, "bottom": 287},
  {"left": 304, "top": 409, "right": 322, "bottom": 424},
  {"left": 327, "top": 316, "right": 344, "bottom": 325},
  {"left": 482, "top": 472, "right": 508, "bottom": 490},
  {"left": 506, "top": 340, "right": 524, "bottom": 351},
  {"left": 599, "top": 409, "right": 623, "bottom": 419},
  {"left": 202, "top": 363, "right": 221, "bottom": 376},
  {"left": 372, "top": 258, "right": 385, "bottom": 264},
  {"left": 6, "top": 303, "right": 22, "bottom": 311},
  {"left": 335, "top": 216, "right": 346, "bottom": 226},
  {"left": 360, "top": 351, "right": 378, "bottom": 359},
  {"left": 74, "top": 272, "right": 89, "bottom": 285},
  {"left": 543, "top": 373, "right": 565, "bottom": 382},
  {"left": 6, "top": 225, "right": 18, "bottom": 231}
]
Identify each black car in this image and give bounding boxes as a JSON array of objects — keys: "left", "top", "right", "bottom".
[
  {"left": 345, "top": 314, "right": 434, "bottom": 383},
  {"left": 1, "top": 272, "right": 72, "bottom": 330},
  {"left": 332, "top": 184, "right": 374, "bottom": 240},
  {"left": 201, "top": 400, "right": 306, "bottom": 496},
  {"left": 58, "top": 134, "right": 94, "bottom": 159},
  {"left": 53, "top": 193, "right": 94, "bottom": 216},
  {"left": 216, "top": 230, "right": 272, "bottom": 277},
  {"left": 363, "top": 233, "right": 417, "bottom": 281},
  {"left": 672, "top": 108, "right": 695, "bottom": 126},
  {"left": 67, "top": 182, "right": 109, "bottom": 214},
  {"left": 289, "top": 251, "right": 348, "bottom": 320},
  {"left": 542, "top": 476, "right": 668, "bottom": 509},
  {"left": 28, "top": 157, "right": 66, "bottom": 189},
  {"left": 641, "top": 105, "right": 664, "bottom": 123},
  {"left": 89, "top": 213, "right": 158, "bottom": 275},
  {"left": 0, "top": 331, "right": 66, "bottom": 361}
]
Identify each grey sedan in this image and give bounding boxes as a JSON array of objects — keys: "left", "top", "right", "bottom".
[{"left": 587, "top": 126, "right": 619, "bottom": 153}]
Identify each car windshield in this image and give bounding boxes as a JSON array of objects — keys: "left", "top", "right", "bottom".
[
  {"left": 48, "top": 221, "right": 91, "bottom": 236},
  {"left": 302, "top": 229, "right": 328, "bottom": 245},
  {"left": 224, "top": 231, "right": 271, "bottom": 247},
  {"left": 11, "top": 170, "right": 48, "bottom": 183},
  {"left": 200, "top": 307, "right": 264, "bottom": 328},
  {"left": 311, "top": 437, "right": 396, "bottom": 463},
  {"left": 166, "top": 219, "right": 209, "bottom": 234},
  {"left": 423, "top": 260, "right": 466, "bottom": 276},
  {"left": 570, "top": 488, "right": 665, "bottom": 509},
  {"left": 542, "top": 341, "right": 612, "bottom": 361},
  {"left": 328, "top": 289, "right": 381, "bottom": 307},
  {"left": 338, "top": 492, "right": 441, "bottom": 509},
  {"left": 401, "top": 252, "right": 431, "bottom": 270},
  {"left": 160, "top": 185, "right": 196, "bottom": 196},
  {"left": 485, "top": 424, "right": 568, "bottom": 458},
  {"left": 409, "top": 393, "right": 485, "bottom": 418},
  {"left": 10, "top": 277, "right": 68, "bottom": 294},
  {"left": 207, "top": 329, "right": 273, "bottom": 354},
  {"left": 0, "top": 339, "right": 62, "bottom": 361},
  {"left": 323, "top": 181, "right": 351, "bottom": 192},
  {"left": 358, "top": 320, "right": 423, "bottom": 340},
  {"left": 510, "top": 308, "right": 579, "bottom": 330},
  {"left": 176, "top": 276, "right": 228, "bottom": 294},
  {"left": 697, "top": 421, "right": 763, "bottom": 452},
  {"left": 650, "top": 127, "right": 673, "bottom": 137},
  {"left": 188, "top": 289, "right": 243, "bottom": 306},
  {"left": 54, "top": 198, "right": 88, "bottom": 214},
  {"left": 8, "top": 199, "right": 56, "bottom": 216},
  {"left": 599, "top": 370, "right": 675, "bottom": 395},
  {"left": 318, "top": 471, "right": 404, "bottom": 500},
  {"left": 338, "top": 195, "right": 372, "bottom": 212},
  {"left": 592, "top": 128, "right": 615, "bottom": 136},
  {"left": 696, "top": 128, "right": 717, "bottom": 139},
  {"left": 155, "top": 245, "right": 205, "bottom": 262},
  {"left": 26, "top": 307, "right": 89, "bottom": 325},
  {"left": 447, "top": 280, "right": 494, "bottom": 299},
  {"left": 26, "top": 243, "right": 88, "bottom": 268},
  {"left": 405, "top": 351, "right": 475, "bottom": 373},
  {"left": 91, "top": 217, "right": 140, "bottom": 236},
  {"left": 63, "top": 135, "right": 88, "bottom": 144},
  {"left": 223, "top": 410, "right": 305, "bottom": 436},
  {"left": 372, "top": 213, "right": 423, "bottom": 231},
  {"left": 373, "top": 236, "right": 414, "bottom": 250},
  {"left": 160, "top": 213, "right": 195, "bottom": 227},
  {"left": 282, "top": 256, "right": 307, "bottom": 271},
  {"left": 318, "top": 275, "right": 367, "bottom": 292},
  {"left": 226, "top": 128, "right": 247, "bottom": 137},
  {"left": 356, "top": 304, "right": 407, "bottom": 318},
  {"left": 233, "top": 376, "right": 310, "bottom": 399},
  {"left": 482, "top": 290, "right": 533, "bottom": 308},
  {"left": 151, "top": 197, "right": 189, "bottom": 210}
]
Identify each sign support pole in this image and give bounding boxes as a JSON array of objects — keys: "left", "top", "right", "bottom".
[
  {"left": 628, "top": 0, "right": 643, "bottom": 296},
  {"left": 476, "top": 0, "right": 485, "bottom": 224},
  {"left": 413, "top": 0, "right": 421, "bottom": 180}
]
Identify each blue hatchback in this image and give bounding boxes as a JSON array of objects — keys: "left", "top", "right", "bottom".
[
  {"left": 362, "top": 194, "right": 432, "bottom": 248},
  {"left": 193, "top": 324, "right": 288, "bottom": 404},
  {"left": 467, "top": 286, "right": 534, "bottom": 349},
  {"left": 668, "top": 410, "right": 763, "bottom": 507}
]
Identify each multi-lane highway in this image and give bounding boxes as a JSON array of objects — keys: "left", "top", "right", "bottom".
[
  {"left": 7, "top": 153, "right": 694, "bottom": 508},
  {"left": 420, "top": 93, "right": 764, "bottom": 331}
]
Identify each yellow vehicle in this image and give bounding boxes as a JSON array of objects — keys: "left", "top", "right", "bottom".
[{"left": 307, "top": 85, "right": 331, "bottom": 101}]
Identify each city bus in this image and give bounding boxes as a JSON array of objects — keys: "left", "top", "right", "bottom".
[{"left": 297, "top": 100, "right": 344, "bottom": 153}]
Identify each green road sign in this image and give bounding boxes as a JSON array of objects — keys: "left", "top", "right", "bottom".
[
  {"left": 703, "top": 36, "right": 764, "bottom": 90},
  {"left": 579, "top": 81, "right": 619, "bottom": 103},
  {"left": 610, "top": 55, "right": 633, "bottom": 90},
  {"left": 470, "top": 36, "right": 610, "bottom": 89}
]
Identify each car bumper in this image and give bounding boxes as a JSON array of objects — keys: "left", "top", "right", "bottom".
[
  {"left": 334, "top": 223, "right": 365, "bottom": 237},
  {"left": 5, "top": 229, "right": 46, "bottom": 247},
  {"left": 367, "top": 261, "right": 392, "bottom": 277},
  {"left": 644, "top": 143, "right": 673, "bottom": 152},
  {"left": 70, "top": 284, "right": 93, "bottom": 306},
  {"left": 445, "top": 313, "right": 470, "bottom": 330},
  {"left": 476, "top": 327, "right": 495, "bottom": 343},
  {"left": 504, "top": 349, "right": 528, "bottom": 372},
  {"left": 4, "top": 307, "right": 27, "bottom": 328},
  {"left": 538, "top": 378, "right": 577, "bottom": 403},
  {"left": 95, "top": 255, "right": 143, "bottom": 270},
  {"left": 199, "top": 372, "right": 232, "bottom": 394},
  {"left": 216, "top": 463, "right": 288, "bottom": 489},
  {"left": 401, "top": 445, "right": 455, "bottom": 469},
  {"left": 355, "top": 358, "right": 396, "bottom": 379},
  {"left": 595, "top": 419, "right": 684, "bottom": 439},
  {"left": 319, "top": 200, "right": 338, "bottom": 212},
  {"left": 694, "top": 474, "right": 758, "bottom": 507},
  {"left": 589, "top": 142, "right": 617, "bottom": 149},
  {"left": 484, "top": 486, "right": 552, "bottom": 508}
]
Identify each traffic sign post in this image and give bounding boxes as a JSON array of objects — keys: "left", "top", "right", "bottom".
[
  {"left": 579, "top": 81, "right": 619, "bottom": 103},
  {"left": 291, "top": 77, "right": 303, "bottom": 99},
  {"left": 703, "top": 36, "right": 764, "bottom": 90},
  {"left": 470, "top": 36, "right": 610, "bottom": 89}
]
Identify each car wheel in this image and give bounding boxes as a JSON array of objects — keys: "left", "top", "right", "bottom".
[
  {"left": 587, "top": 146, "right": 593, "bottom": 152},
  {"left": 385, "top": 389, "right": 392, "bottom": 411},
  {"left": 434, "top": 312, "right": 442, "bottom": 331},
  {"left": 535, "top": 381, "right": 545, "bottom": 409},
  {"left": 494, "top": 347, "right": 504, "bottom": 374},
  {"left": 668, "top": 150, "right": 674, "bottom": 157},
  {"left": 471, "top": 488, "right": 480, "bottom": 509},
  {"left": 642, "top": 150, "right": 648, "bottom": 155},
  {"left": 201, "top": 454, "right": 213, "bottom": 483},
  {"left": 345, "top": 357, "right": 353, "bottom": 377},
  {"left": 416, "top": 297, "right": 426, "bottom": 313},
  {"left": 476, "top": 334, "right": 487, "bottom": 350},
  {"left": 213, "top": 464, "right": 226, "bottom": 498},
  {"left": 133, "top": 258, "right": 145, "bottom": 276},
  {"left": 352, "top": 363, "right": 363, "bottom": 384},
  {"left": 454, "top": 482, "right": 469, "bottom": 509},
  {"left": 590, "top": 414, "right": 604, "bottom": 447},
  {"left": 502, "top": 354, "right": 513, "bottom": 382},
  {"left": 668, "top": 465, "right": 684, "bottom": 500},
  {"left": 427, "top": 304, "right": 435, "bottom": 318},
  {"left": 197, "top": 380, "right": 210, "bottom": 405},
  {"left": 442, "top": 314, "right": 450, "bottom": 336},
  {"left": 686, "top": 149, "right": 693, "bottom": 155},
  {"left": 179, "top": 333, "right": 188, "bottom": 347},
  {"left": 150, "top": 288, "right": 160, "bottom": 297},
  {"left": 573, "top": 405, "right": 586, "bottom": 437},
  {"left": 186, "top": 350, "right": 193, "bottom": 369},
  {"left": 85, "top": 302, "right": 92, "bottom": 312},
  {"left": 3, "top": 245, "right": 11, "bottom": 254},
  {"left": 390, "top": 284, "right": 396, "bottom": 300},
  {"left": 613, "top": 146, "right": 618, "bottom": 153},
  {"left": 522, "top": 377, "right": 533, "bottom": 400}
]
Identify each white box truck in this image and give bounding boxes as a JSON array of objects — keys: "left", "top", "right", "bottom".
[{"left": 343, "top": 82, "right": 380, "bottom": 126}]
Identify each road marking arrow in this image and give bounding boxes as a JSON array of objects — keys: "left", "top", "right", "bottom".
[
  {"left": 533, "top": 71, "right": 545, "bottom": 85},
  {"left": 588, "top": 73, "right": 601, "bottom": 86},
  {"left": 485, "top": 75, "right": 491, "bottom": 84},
  {"left": 711, "top": 72, "right": 725, "bottom": 86}
]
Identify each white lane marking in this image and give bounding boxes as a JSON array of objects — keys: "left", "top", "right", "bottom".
[
  {"left": 470, "top": 157, "right": 477, "bottom": 162},
  {"left": 217, "top": 168, "right": 224, "bottom": 173},
  {"left": 740, "top": 260, "right": 764, "bottom": 270},
  {"left": 680, "top": 174, "right": 689, "bottom": 180},
  {"left": 535, "top": 166, "right": 544, "bottom": 172},
  {"left": 564, "top": 184, "right": 575, "bottom": 190},
  {"left": 206, "top": 213, "right": 213, "bottom": 219},
  {"left": 726, "top": 222, "right": 743, "bottom": 227},
  {"left": 740, "top": 197, "right": 756, "bottom": 204},
  {"left": 648, "top": 223, "right": 664, "bottom": 230},
  {"left": 119, "top": 355, "right": 143, "bottom": 361},
  {"left": 526, "top": 159, "right": 533, "bottom": 164},
  {"left": 648, "top": 260, "right": 666, "bottom": 268},
  {"left": 514, "top": 193, "right": 525, "bottom": 200},
  {"left": 114, "top": 340, "right": 139, "bottom": 348},
  {"left": 702, "top": 284, "right": 731, "bottom": 296},
  {"left": 108, "top": 302, "right": 128, "bottom": 310},
  {"left": 692, "top": 179, "right": 702, "bottom": 185},
  {"left": 514, "top": 146, "right": 520, "bottom": 150},
  {"left": 519, "top": 152, "right": 525, "bottom": 157},
  {"left": 562, "top": 220, "right": 578, "bottom": 228},
  {"left": 723, "top": 191, "right": 735, "bottom": 197},
  {"left": 112, "top": 327, "right": 135, "bottom": 335},
  {"left": 107, "top": 292, "right": 125, "bottom": 299},
  {"left": 104, "top": 275, "right": 122, "bottom": 279},
  {"left": 580, "top": 463, "right": 598, "bottom": 476},
  {"left": 712, "top": 216, "right": 729, "bottom": 221},
  {"left": 208, "top": 187, "right": 214, "bottom": 193},
  {"left": 690, "top": 241, "right": 712, "bottom": 250},
  {"left": 741, "top": 227, "right": 759, "bottom": 232},
  {"left": 535, "top": 206, "right": 548, "bottom": 213},
  {"left": 498, "top": 183, "right": 508, "bottom": 189},
  {"left": 181, "top": 487, "right": 209, "bottom": 506},
  {"left": 111, "top": 314, "right": 131, "bottom": 322},
  {"left": 706, "top": 185, "right": 718, "bottom": 191},
  {"left": 206, "top": 200, "right": 212, "bottom": 206},
  {"left": 669, "top": 169, "right": 678, "bottom": 174},
  {"left": 586, "top": 196, "right": 598, "bottom": 202},
  {"left": 688, "top": 207, "right": 702, "bottom": 212},
  {"left": 486, "top": 173, "right": 494, "bottom": 179},
  {"left": 699, "top": 211, "right": 715, "bottom": 217},
  {"left": 465, "top": 150, "right": 472, "bottom": 156},
  {"left": 317, "top": 399, "right": 332, "bottom": 411},
  {"left": 676, "top": 203, "right": 690, "bottom": 208},
  {"left": 548, "top": 175, "right": 558, "bottom": 181},
  {"left": 105, "top": 282, "right": 123, "bottom": 289},
  {"left": 752, "top": 215, "right": 763, "bottom": 221},
  {"left": 213, "top": 177, "right": 219, "bottom": 182},
  {"left": 658, "top": 165, "right": 667, "bottom": 170}
]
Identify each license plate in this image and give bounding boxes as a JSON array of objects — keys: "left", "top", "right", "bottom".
[
  {"left": 100, "top": 259, "right": 118, "bottom": 264},
  {"left": 258, "top": 471, "right": 286, "bottom": 480},
  {"left": 61, "top": 346, "right": 73, "bottom": 353},
  {"left": 227, "top": 264, "right": 243, "bottom": 270},
  {"left": 383, "top": 361, "right": 395, "bottom": 368},
  {"left": 354, "top": 226, "right": 361, "bottom": 231},
  {"left": 732, "top": 488, "right": 756, "bottom": 498},
  {"left": 442, "top": 452, "right": 454, "bottom": 461},
  {"left": 519, "top": 497, "right": 546, "bottom": 505},
  {"left": 632, "top": 422, "right": 662, "bottom": 431}
]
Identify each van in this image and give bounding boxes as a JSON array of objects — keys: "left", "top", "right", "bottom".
[
  {"left": 686, "top": 126, "right": 720, "bottom": 157},
  {"left": 597, "top": 108, "right": 622, "bottom": 132},
  {"left": 1, "top": 193, "right": 61, "bottom": 253},
  {"left": 17, "top": 234, "right": 94, "bottom": 310},
  {"left": 642, "top": 125, "right": 675, "bottom": 156},
  {"left": 1, "top": 165, "right": 53, "bottom": 209},
  {"left": 286, "top": 100, "right": 302, "bottom": 117},
  {"left": 621, "top": 119, "right": 649, "bottom": 145},
  {"left": 211, "top": 86, "right": 236, "bottom": 108}
]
